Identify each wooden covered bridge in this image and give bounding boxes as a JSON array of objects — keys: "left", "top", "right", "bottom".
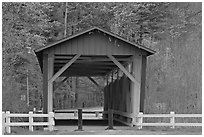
[{"left": 35, "top": 27, "right": 155, "bottom": 126}]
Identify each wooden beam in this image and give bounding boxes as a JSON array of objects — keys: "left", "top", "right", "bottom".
[
  {"left": 55, "top": 58, "right": 130, "bottom": 62},
  {"left": 55, "top": 67, "right": 111, "bottom": 71},
  {"left": 88, "top": 77, "right": 102, "bottom": 91},
  {"left": 42, "top": 53, "right": 54, "bottom": 113},
  {"left": 62, "top": 70, "right": 108, "bottom": 75},
  {"left": 48, "top": 54, "right": 80, "bottom": 85},
  {"left": 54, "top": 64, "right": 114, "bottom": 69},
  {"left": 54, "top": 77, "right": 69, "bottom": 91},
  {"left": 55, "top": 61, "right": 116, "bottom": 65},
  {"left": 130, "top": 55, "right": 142, "bottom": 125},
  {"left": 47, "top": 54, "right": 54, "bottom": 113},
  {"left": 64, "top": 73, "right": 106, "bottom": 77},
  {"left": 43, "top": 54, "right": 48, "bottom": 114},
  {"left": 107, "top": 55, "right": 139, "bottom": 87}
]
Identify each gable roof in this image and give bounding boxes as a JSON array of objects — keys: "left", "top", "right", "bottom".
[{"left": 34, "top": 26, "right": 156, "bottom": 55}]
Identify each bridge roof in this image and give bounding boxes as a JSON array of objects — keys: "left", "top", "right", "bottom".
[{"left": 35, "top": 27, "right": 155, "bottom": 76}]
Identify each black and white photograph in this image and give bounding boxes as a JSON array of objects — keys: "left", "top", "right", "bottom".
[{"left": 2, "top": 1, "right": 202, "bottom": 135}]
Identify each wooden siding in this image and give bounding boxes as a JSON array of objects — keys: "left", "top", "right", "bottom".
[
  {"left": 44, "top": 30, "right": 146, "bottom": 56},
  {"left": 140, "top": 56, "right": 147, "bottom": 112},
  {"left": 104, "top": 75, "right": 131, "bottom": 123}
]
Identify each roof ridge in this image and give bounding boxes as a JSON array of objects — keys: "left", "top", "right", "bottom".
[{"left": 35, "top": 26, "right": 156, "bottom": 55}]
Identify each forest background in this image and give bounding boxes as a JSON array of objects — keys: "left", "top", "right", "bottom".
[{"left": 2, "top": 2, "right": 202, "bottom": 114}]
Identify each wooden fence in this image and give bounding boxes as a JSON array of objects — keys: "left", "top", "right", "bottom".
[
  {"left": 54, "top": 110, "right": 103, "bottom": 120},
  {"left": 137, "top": 112, "right": 202, "bottom": 129},
  {"left": 103, "top": 110, "right": 202, "bottom": 128},
  {"left": 2, "top": 111, "right": 55, "bottom": 134}
]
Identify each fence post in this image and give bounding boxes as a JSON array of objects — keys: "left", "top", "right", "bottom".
[
  {"left": 137, "top": 112, "right": 143, "bottom": 129},
  {"left": 106, "top": 109, "right": 114, "bottom": 130},
  {"left": 2, "top": 112, "right": 5, "bottom": 134},
  {"left": 95, "top": 111, "right": 99, "bottom": 117},
  {"left": 74, "top": 110, "right": 77, "bottom": 117},
  {"left": 170, "top": 111, "right": 175, "bottom": 129},
  {"left": 29, "top": 111, "right": 34, "bottom": 131},
  {"left": 75, "top": 108, "right": 83, "bottom": 131},
  {"left": 5, "top": 111, "right": 11, "bottom": 134},
  {"left": 48, "top": 112, "right": 54, "bottom": 131}
]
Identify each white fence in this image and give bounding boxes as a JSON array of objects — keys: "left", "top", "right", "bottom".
[
  {"left": 2, "top": 111, "right": 55, "bottom": 134},
  {"left": 137, "top": 112, "right": 202, "bottom": 129},
  {"left": 103, "top": 110, "right": 202, "bottom": 128},
  {"left": 54, "top": 110, "right": 103, "bottom": 120}
]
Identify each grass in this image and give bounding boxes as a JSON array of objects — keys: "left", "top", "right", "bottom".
[{"left": 5, "top": 126, "right": 202, "bottom": 135}]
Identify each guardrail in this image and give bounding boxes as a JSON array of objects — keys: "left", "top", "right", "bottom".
[
  {"left": 2, "top": 111, "right": 55, "bottom": 134},
  {"left": 103, "top": 110, "right": 202, "bottom": 128}
]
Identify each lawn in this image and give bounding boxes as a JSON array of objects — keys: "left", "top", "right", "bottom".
[{"left": 6, "top": 126, "right": 202, "bottom": 135}]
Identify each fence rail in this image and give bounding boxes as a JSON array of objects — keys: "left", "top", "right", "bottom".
[
  {"left": 103, "top": 110, "right": 202, "bottom": 128},
  {"left": 54, "top": 110, "right": 103, "bottom": 120},
  {"left": 137, "top": 112, "right": 202, "bottom": 129},
  {"left": 2, "top": 111, "right": 55, "bottom": 134},
  {"left": 103, "top": 110, "right": 134, "bottom": 126}
]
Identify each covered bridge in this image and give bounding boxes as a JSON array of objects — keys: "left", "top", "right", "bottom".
[{"left": 35, "top": 27, "right": 155, "bottom": 126}]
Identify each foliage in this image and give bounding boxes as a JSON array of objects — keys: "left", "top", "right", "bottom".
[
  {"left": 2, "top": 2, "right": 201, "bottom": 113},
  {"left": 144, "top": 2, "right": 201, "bottom": 114},
  {"left": 2, "top": 2, "right": 61, "bottom": 112}
]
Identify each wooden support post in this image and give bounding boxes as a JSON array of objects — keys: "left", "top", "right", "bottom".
[
  {"left": 43, "top": 53, "right": 54, "bottom": 113},
  {"left": 103, "top": 88, "right": 106, "bottom": 118},
  {"left": 111, "top": 72, "right": 114, "bottom": 109},
  {"left": 130, "top": 55, "right": 142, "bottom": 125},
  {"left": 116, "top": 69, "right": 119, "bottom": 111},
  {"left": 126, "top": 63, "right": 131, "bottom": 124},
  {"left": 110, "top": 87, "right": 113, "bottom": 112},
  {"left": 75, "top": 77, "right": 79, "bottom": 108},
  {"left": 5, "top": 111, "right": 11, "bottom": 134},
  {"left": 106, "top": 109, "right": 115, "bottom": 130},
  {"left": 29, "top": 111, "right": 34, "bottom": 131},
  {"left": 75, "top": 108, "right": 83, "bottom": 131},
  {"left": 43, "top": 54, "right": 48, "bottom": 114},
  {"left": 48, "top": 54, "right": 54, "bottom": 113}
]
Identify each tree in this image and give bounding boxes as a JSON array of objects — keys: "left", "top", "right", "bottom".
[
  {"left": 144, "top": 2, "right": 202, "bottom": 114},
  {"left": 3, "top": 2, "right": 201, "bottom": 114},
  {"left": 2, "top": 2, "right": 61, "bottom": 112}
]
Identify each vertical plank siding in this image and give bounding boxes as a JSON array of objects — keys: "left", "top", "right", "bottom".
[
  {"left": 47, "top": 31, "right": 145, "bottom": 55},
  {"left": 140, "top": 56, "right": 147, "bottom": 112},
  {"left": 103, "top": 55, "right": 143, "bottom": 125},
  {"left": 103, "top": 74, "right": 132, "bottom": 124}
]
